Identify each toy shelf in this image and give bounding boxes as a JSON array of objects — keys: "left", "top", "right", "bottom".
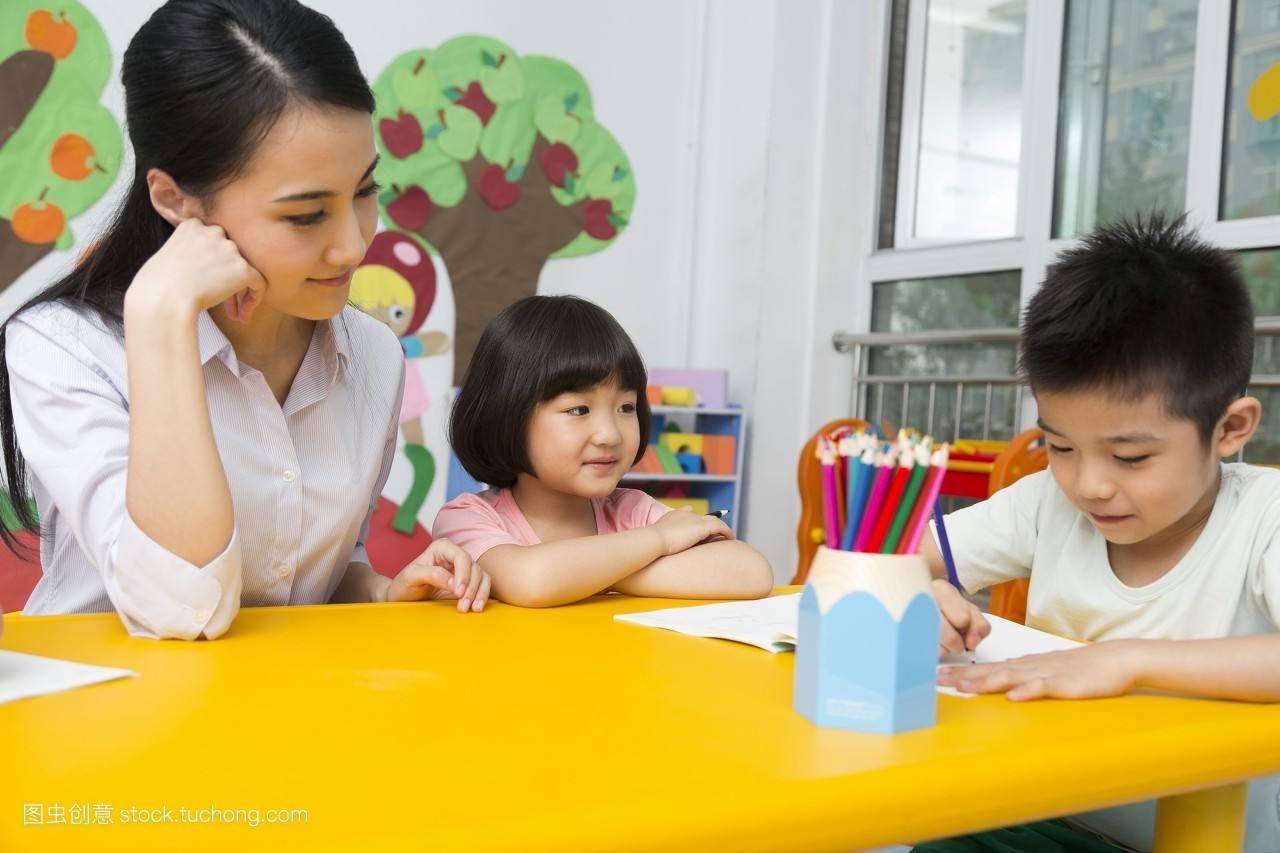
[{"left": 623, "top": 405, "right": 747, "bottom": 534}]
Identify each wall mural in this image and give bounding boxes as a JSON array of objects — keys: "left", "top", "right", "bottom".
[
  {"left": 371, "top": 35, "right": 637, "bottom": 386},
  {"left": 350, "top": 232, "right": 449, "bottom": 575},
  {"left": 0, "top": 1, "right": 120, "bottom": 291}
]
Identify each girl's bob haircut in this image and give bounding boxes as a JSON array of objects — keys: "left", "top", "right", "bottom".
[{"left": 449, "top": 295, "right": 651, "bottom": 488}]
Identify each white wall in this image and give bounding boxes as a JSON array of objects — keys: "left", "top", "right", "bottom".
[{"left": 3, "top": 0, "right": 885, "bottom": 583}]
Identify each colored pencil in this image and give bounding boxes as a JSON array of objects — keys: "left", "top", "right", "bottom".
[
  {"left": 840, "top": 444, "right": 877, "bottom": 550},
  {"left": 881, "top": 440, "right": 932, "bottom": 553},
  {"left": 819, "top": 442, "right": 839, "bottom": 548},
  {"left": 898, "top": 444, "right": 950, "bottom": 554},
  {"left": 853, "top": 444, "right": 899, "bottom": 552},
  {"left": 866, "top": 436, "right": 916, "bottom": 553}
]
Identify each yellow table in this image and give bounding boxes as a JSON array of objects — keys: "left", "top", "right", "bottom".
[{"left": 3, "top": 593, "right": 1279, "bottom": 852}]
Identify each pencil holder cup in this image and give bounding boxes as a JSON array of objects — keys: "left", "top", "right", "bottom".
[{"left": 794, "top": 546, "right": 939, "bottom": 734}]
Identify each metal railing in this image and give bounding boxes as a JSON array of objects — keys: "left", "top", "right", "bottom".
[
  {"left": 832, "top": 328, "right": 1022, "bottom": 440},
  {"left": 832, "top": 319, "right": 1280, "bottom": 459}
]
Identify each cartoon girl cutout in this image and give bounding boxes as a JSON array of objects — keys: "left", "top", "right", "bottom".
[{"left": 350, "top": 231, "right": 449, "bottom": 447}]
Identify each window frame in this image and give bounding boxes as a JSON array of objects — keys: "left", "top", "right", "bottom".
[{"left": 860, "top": 0, "right": 1280, "bottom": 436}]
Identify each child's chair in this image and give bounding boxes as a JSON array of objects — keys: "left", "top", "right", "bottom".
[
  {"left": 792, "top": 418, "right": 869, "bottom": 584},
  {"left": 985, "top": 427, "right": 1047, "bottom": 624}
]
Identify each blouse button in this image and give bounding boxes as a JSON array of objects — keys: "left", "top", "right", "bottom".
[{"left": 282, "top": 470, "right": 296, "bottom": 483}]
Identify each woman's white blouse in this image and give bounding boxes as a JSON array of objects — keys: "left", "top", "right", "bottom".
[{"left": 8, "top": 302, "right": 405, "bottom": 640}]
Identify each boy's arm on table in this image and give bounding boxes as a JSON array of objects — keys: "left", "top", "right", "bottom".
[
  {"left": 607, "top": 539, "right": 774, "bottom": 600},
  {"left": 939, "top": 633, "right": 1280, "bottom": 702}
]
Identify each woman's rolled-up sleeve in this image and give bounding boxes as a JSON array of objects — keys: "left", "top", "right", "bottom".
[{"left": 7, "top": 312, "right": 243, "bottom": 639}]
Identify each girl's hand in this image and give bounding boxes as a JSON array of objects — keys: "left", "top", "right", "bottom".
[
  {"left": 383, "top": 538, "right": 490, "bottom": 613},
  {"left": 651, "top": 507, "right": 734, "bottom": 556},
  {"left": 938, "top": 640, "right": 1141, "bottom": 700},
  {"left": 932, "top": 578, "right": 990, "bottom": 656},
  {"left": 128, "top": 219, "right": 267, "bottom": 323}
]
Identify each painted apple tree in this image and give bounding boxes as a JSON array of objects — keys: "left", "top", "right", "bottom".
[
  {"left": 0, "top": 0, "right": 120, "bottom": 292},
  {"left": 372, "top": 36, "right": 636, "bottom": 384}
]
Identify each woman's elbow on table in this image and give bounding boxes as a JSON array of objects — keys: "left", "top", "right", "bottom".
[{"left": 103, "top": 518, "right": 244, "bottom": 640}]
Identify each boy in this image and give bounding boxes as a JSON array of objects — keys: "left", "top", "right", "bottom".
[{"left": 923, "top": 216, "right": 1280, "bottom": 852}]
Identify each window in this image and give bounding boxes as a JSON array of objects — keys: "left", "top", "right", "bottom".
[
  {"left": 1054, "top": 0, "right": 1198, "bottom": 237},
  {"left": 1221, "top": 0, "right": 1280, "bottom": 220},
  {"left": 865, "top": 271, "right": 1021, "bottom": 440},
  {"left": 895, "top": 0, "right": 1028, "bottom": 244},
  {"left": 853, "top": 0, "right": 1280, "bottom": 461}
]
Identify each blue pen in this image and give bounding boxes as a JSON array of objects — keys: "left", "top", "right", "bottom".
[
  {"left": 932, "top": 502, "right": 962, "bottom": 591},
  {"left": 933, "top": 501, "right": 974, "bottom": 660}
]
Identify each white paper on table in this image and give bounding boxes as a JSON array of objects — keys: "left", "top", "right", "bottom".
[
  {"left": 936, "top": 614, "right": 1083, "bottom": 696},
  {"left": 0, "top": 649, "right": 137, "bottom": 705},
  {"left": 615, "top": 593, "right": 802, "bottom": 653},
  {"left": 616, "top": 597, "right": 1084, "bottom": 697}
]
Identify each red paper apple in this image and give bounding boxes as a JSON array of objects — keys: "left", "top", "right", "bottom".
[
  {"left": 478, "top": 164, "right": 520, "bottom": 210},
  {"left": 582, "top": 199, "right": 617, "bottom": 240},
  {"left": 456, "top": 81, "right": 496, "bottom": 126},
  {"left": 379, "top": 112, "right": 423, "bottom": 158},
  {"left": 366, "top": 496, "right": 432, "bottom": 579},
  {"left": 386, "top": 185, "right": 432, "bottom": 230},
  {"left": 539, "top": 142, "right": 578, "bottom": 188}
]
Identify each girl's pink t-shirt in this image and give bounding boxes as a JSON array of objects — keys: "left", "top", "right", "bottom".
[{"left": 432, "top": 487, "right": 672, "bottom": 561}]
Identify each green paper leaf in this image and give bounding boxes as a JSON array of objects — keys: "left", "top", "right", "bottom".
[
  {"left": 563, "top": 173, "right": 577, "bottom": 195},
  {"left": 505, "top": 163, "right": 525, "bottom": 182},
  {"left": 564, "top": 92, "right": 580, "bottom": 113},
  {"left": 437, "top": 105, "right": 483, "bottom": 161},
  {"left": 535, "top": 96, "right": 580, "bottom": 144},
  {"left": 585, "top": 163, "right": 623, "bottom": 199},
  {"left": 481, "top": 50, "right": 498, "bottom": 68},
  {"left": 480, "top": 60, "right": 525, "bottom": 103},
  {"left": 392, "top": 65, "right": 440, "bottom": 111},
  {"left": 425, "top": 123, "right": 445, "bottom": 140},
  {"left": 445, "top": 87, "right": 463, "bottom": 102},
  {"left": 607, "top": 213, "right": 628, "bottom": 227}
]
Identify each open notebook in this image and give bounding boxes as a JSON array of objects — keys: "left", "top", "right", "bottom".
[{"left": 615, "top": 594, "right": 1083, "bottom": 694}]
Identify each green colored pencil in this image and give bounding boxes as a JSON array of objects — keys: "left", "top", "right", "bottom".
[{"left": 881, "top": 441, "right": 932, "bottom": 553}]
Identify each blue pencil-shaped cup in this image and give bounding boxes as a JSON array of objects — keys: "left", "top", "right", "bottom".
[{"left": 794, "top": 547, "right": 939, "bottom": 734}]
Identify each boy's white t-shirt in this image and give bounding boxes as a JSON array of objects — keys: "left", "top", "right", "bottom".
[{"left": 943, "top": 462, "right": 1280, "bottom": 852}]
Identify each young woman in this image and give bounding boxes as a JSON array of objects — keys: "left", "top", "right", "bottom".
[{"left": 3, "top": 0, "right": 488, "bottom": 639}]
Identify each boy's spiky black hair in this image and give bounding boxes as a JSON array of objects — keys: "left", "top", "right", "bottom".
[{"left": 1020, "top": 214, "right": 1253, "bottom": 443}]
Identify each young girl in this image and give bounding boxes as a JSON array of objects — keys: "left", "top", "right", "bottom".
[
  {"left": 434, "top": 295, "right": 774, "bottom": 607},
  {"left": 2, "top": 0, "right": 488, "bottom": 640}
]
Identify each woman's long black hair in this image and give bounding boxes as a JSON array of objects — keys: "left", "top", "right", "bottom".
[{"left": 0, "top": 0, "right": 375, "bottom": 554}]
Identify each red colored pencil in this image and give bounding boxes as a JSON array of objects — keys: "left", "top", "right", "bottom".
[{"left": 865, "top": 436, "right": 916, "bottom": 553}]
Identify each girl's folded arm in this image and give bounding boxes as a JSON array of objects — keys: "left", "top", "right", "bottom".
[
  {"left": 609, "top": 539, "right": 773, "bottom": 600},
  {"left": 479, "top": 526, "right": 667, "bottom": 608}
]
